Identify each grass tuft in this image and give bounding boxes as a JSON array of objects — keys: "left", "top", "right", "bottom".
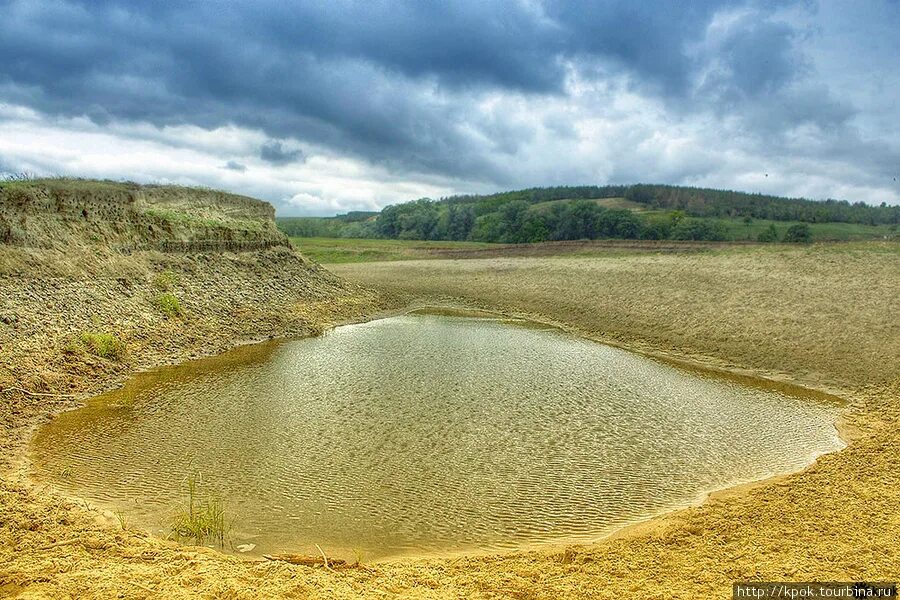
[
  {"left": 171, "top": 475, "right": 228, "bottom": 547},
  {"left": 153, "top": 270, "right": 179, "bottom": 291},
  {"left": 79, "top": 332, "right": 126, "bottom": 361},
  {"left": 153, "top": 292, "right": 183, "bottom": 318}
]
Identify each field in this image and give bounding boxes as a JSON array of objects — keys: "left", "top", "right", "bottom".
[
  {"left": 291, "top": 227, "right": 896, "bottom": 264},
  {"left": 295, "top": 234, "right": 900, "bottom": 265},
  {"left": 331, "top": 242, "right": 900, "bottom": 388},
  {"left": 708, "top": 217, "right": 896, "bottom": 241},
  {"left": 289, "top": 236, "right": 494, "bottom": 263},
  {"left": 291, "top": 237, "right": 773, "bottom": 264}
]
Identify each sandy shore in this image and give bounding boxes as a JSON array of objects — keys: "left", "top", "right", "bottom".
[{"left": 2, "top": 242, "right": 899, "bottom": 599}]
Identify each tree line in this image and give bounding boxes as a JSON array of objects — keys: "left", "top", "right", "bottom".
[
  {"left": 623, "top": 184, "right": 899, "bottom": 225},
  {"left": 278, "top": 184, "right": 899, "bottom": 243}
]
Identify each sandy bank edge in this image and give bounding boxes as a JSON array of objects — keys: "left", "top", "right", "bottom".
[{"left": 15, "top": 300, "right": 858, "bottom": 566}]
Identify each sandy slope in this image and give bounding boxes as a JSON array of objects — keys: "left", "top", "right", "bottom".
[{"left": 333, "top": 244, "right": 899, "bottom": 390}]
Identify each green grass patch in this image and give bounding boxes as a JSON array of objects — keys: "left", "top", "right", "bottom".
[
  {"left": 153, "top": 270, "right": 179, "bottom": 291},
  {"left": 290, "top": 236, "right": 495, "bottom": 263},
  {"left": 171, "top": 476, "right": 228, "bottom": 547},
  {"left": 709, "top": 217, "right": 896, "bottom": 242},
  {"left": 79, "top": 332, "right": 126, "bottom": 361},
  {"left": 153, "top": 292, "right": 183, "bottom": 318}
]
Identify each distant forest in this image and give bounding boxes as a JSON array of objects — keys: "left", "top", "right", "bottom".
[{"left": 277, "top": 184, "right": 900, "bottom": 243}]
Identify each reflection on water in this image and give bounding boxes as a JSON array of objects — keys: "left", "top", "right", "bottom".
[{"left": 31, "top": 314, "right": 843, "bottom": 560}]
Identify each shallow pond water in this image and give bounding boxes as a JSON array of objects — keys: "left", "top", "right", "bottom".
[{"left": 31, "top": 314, "right": 843, "bottom": 560}]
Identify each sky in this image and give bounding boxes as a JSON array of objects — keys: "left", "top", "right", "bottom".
[{"left": 1, "top": 0, "right": 899, "bottom": 216}]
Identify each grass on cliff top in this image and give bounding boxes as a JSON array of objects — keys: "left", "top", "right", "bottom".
[
  {"left": 1, "top": 176, "right": 271, "bottom": 233},
  {"left": 0, "top": 176, "right": 186, "bottom": 194},
  {"left": 1, "top": 176, "right": 134, "bottom": 191},
  {"left": 2, "top": 176, "right": 247, "bottom": 208}
]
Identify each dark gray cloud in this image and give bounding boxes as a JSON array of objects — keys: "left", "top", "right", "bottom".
[
  {"left": 687, "top": 10, "right": 854, "bottom": 139},
  {"left": 545, "top": 0, "right": 728, "bottom": 93},
  {"left": 0, "top": 0, "right": 779, "bottom": 176},
  {"left": 259, "top": 141, "right": 305, "bottom": 165},
  {"left": 696, "top": 14, "right": 805, "bottom": 105},
  {"left": 0, "top": 0, "right": 898, "bottom": 206},
  {"left": 222, "top": 160, "right": 247, "bottom": 172}
]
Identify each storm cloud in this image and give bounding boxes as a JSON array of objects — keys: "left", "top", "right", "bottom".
[
  {"left": 222, "top": 160, "right": 247, "bottom": 173},
  {"left": 260, "top": 141, "right": 305, "bottom": 166},
  {"left": 1, "top": 0, "right": 898, "bottom": 214}
]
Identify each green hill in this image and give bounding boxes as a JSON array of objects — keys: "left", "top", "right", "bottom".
[{"left": 278, "top": 183, "right": 900, "bottom": 244}]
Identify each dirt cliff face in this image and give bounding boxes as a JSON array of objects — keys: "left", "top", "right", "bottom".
[
  {"left": 0, "top": 179, "right": 288, "bottom": 251},
  {"left": 0, "top": 179, "right": 386, "bottom": 464}
]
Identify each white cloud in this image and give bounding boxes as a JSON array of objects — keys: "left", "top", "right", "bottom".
[{"left": 0, "top": 104, "right": 468, "bottom": 215}]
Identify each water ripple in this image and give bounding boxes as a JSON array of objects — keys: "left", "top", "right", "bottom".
[{"left": 31, "top": 315, "right": 843, "bottom": 560}]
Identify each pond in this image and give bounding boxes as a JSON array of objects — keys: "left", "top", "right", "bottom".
[{"left": 30, "top": 313, "right": 844, "bottom": 560}]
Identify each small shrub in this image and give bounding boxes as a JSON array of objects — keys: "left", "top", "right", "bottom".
[
  {"left": 153, "top": 270, "right": 179, "bottom": 291},
  {"left": 171, "top": 476, "right": 228, "bottom": 547},
  {"left": 783, "top": 223, "right": 812, "bottom": 243},
  {"left": 757, "top": 224, "right": 779, "bottom": 242},
  {"left": 79, "top": 332, "right": 126, "bottom": 361},
  {"left": 670, "top": 218, "right": 727, "bottom": 241},
  {"left": 154, "top": 292, "right": 183, "bottom": 318}
]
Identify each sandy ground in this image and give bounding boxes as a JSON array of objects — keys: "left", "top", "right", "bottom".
[
  {"left": 333, "top": 243, "right": 899, "bottom": 390},
  {"left": 2, "top": 242, "right": 899, "bottom": 598}
]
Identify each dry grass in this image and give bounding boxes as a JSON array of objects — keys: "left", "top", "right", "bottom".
[
  {"left": 333, "top": 243, "right": 900, "bottom": 390},
  {"left": 2, "top": 241, "right": 899, "bottom": 598}
]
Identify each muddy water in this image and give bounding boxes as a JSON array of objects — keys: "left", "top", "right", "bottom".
[{"left": 31, "top": 314, "right": 843, "bottom": 560}]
